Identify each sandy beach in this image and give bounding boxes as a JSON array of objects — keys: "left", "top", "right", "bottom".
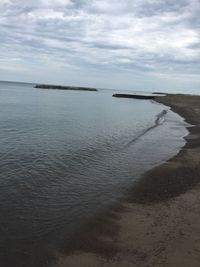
[{"left": 53, "top": 94, "right": 200, "bottom": 267}]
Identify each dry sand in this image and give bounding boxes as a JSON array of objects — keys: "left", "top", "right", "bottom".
[{"left": 52, "top": 94, "right": 200, "bottom": 267}]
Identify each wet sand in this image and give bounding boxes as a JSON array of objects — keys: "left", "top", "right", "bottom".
[{"left": 52, "top": 94, "right": 200, "bottom": 267}]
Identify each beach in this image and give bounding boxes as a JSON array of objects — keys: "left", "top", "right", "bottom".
[
  {"left": 1, "top": 82, "right": 188, "bottom": 267},
  {"left": 54, "top": 94, "right": 200, "bottom": 267}
]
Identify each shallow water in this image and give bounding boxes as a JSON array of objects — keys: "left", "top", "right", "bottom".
[{"left": 0, "top": 81, "right": 188, "bottom": 266}]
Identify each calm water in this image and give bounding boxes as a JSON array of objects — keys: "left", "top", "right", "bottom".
[{"left": 0, "top": 81, "right": 188, "bottom": 266}]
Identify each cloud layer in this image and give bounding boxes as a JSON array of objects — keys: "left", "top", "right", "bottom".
[{"left": 0, "top": 0, "right": 200, "bottom": 92}]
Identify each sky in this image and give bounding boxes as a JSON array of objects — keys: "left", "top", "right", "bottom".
[{"left": 0, "top": 0, "right": 200, "bottom": 93}]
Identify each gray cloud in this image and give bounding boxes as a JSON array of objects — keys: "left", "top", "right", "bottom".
[{"left": 0, "top": 0, "right": 199, "bottom": 92}]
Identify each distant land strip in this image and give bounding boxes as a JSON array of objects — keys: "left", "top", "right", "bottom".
[
  {"left": 34, "top": 84, "right": 98, "bottom": 92},
  {"left": 153, "top": 92, "right": 166, "bottom": 95},
  {"left": 112, "top": 93, "right": 155, "bottom": 100}
]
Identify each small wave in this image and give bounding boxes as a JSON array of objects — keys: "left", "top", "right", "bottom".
[
  {"left": 155, "top": 109, "right": 167, "bottom": 125},
  {"left": 124, "top": 109, "right": 168, "bottom": 148}
]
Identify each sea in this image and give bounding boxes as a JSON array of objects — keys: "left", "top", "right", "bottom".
[{"left": 0, "top": 81, "right": 188, "bottom": 266}]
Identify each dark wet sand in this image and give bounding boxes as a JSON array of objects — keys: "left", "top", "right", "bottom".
[{"left": 52, "top": 94, "right": 200, "bottom": 267}]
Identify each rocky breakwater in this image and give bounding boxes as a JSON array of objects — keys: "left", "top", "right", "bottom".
[
  {"left": 35, "top": 84, "right": 98, "bottom": 92},
  {"left": 112, "top": 93, "right": 155, "bottom": 100}
]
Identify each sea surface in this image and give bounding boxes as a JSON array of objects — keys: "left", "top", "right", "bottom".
[{"left": 0, "top": 81, "right": 188, "bottom": 266}]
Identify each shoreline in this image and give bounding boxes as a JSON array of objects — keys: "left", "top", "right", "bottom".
[{"left": 53, "top": 94, "right": 200, "bottom": 267}]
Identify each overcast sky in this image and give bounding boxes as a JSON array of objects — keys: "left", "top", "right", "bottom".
[{"left": 0, "top": 0, "right": 199, "bottom": 93}]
